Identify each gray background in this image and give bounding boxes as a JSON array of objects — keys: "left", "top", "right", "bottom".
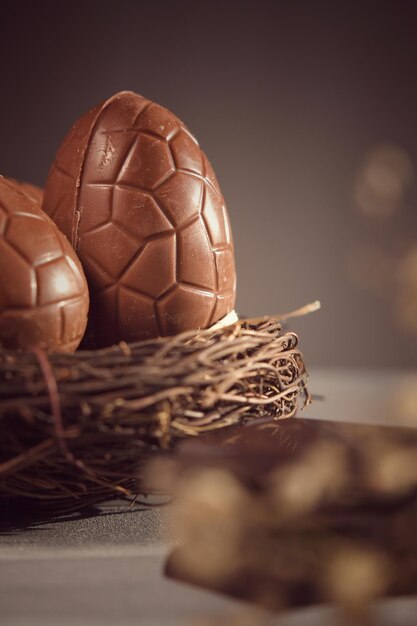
[{"left": 1, "top": 0, "right": 416, "bottom": 366}]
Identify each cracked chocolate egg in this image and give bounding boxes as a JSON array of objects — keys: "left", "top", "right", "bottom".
[
  {"left": 0, "top": 177, "right": 89, "bottom": 352},
  {"left": 42, "top": 91, "right": 236, "bottom": 347}
]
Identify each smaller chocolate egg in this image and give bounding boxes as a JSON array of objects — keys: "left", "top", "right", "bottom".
[
  {"left": 0, "top": 176, "right": 89, "bottom": 352},
  {"left": 6, "top": 177, "right": 44, "bottom": 207}
]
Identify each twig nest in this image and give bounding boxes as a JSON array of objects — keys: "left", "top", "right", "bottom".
[{"left": 0, "top": 318, "right": 308, "bottom": 510}]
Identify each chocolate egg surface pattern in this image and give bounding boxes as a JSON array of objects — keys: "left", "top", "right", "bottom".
[
  {"left": 42, "top": 91, "right": 236, "bottom": 347},
  {"left": 6, "top": 177, "right": 44, "bottom": 206},
  {"left": 0, "top": 177, "right": 89, "bottom": 352}
]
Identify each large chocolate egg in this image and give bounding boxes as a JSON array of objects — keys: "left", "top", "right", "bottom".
[
  {"left": 0, "top": 177, "right": 89, "bottom": 352},
  {"left": 42, "top": 91, "right": 236, "bottom": 347}
]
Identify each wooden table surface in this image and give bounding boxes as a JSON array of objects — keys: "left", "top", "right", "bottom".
[{"left": 1, "top": 368, "right": 416, "bottom": 626}]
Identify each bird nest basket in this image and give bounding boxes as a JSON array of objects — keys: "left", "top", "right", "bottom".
[{"left": 0, "top": 317, "right": 309, "bottom": 512}]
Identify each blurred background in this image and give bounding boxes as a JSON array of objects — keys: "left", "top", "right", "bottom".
[{"left": 1, "top": 0, "right": 416, "bottom": 367}]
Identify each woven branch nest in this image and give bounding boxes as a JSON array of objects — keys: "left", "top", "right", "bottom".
[{"left": 0, "top": 317, "right": 309, "bottom": 511}]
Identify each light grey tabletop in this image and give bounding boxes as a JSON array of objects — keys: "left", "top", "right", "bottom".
[{"left": 1, "top": 369, "right": 416, "bottom": 626}]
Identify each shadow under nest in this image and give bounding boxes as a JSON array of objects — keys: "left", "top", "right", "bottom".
[{"left": 0, "top": 317, "right": 309, "bottom": 515}]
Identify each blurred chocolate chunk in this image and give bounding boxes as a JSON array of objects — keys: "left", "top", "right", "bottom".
[{"left": 165, "top": 418, "right": 417, "bottom": 611}]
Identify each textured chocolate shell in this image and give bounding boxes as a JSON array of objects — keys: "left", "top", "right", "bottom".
[
  {"left": 0, "top": 177, "right": 89, "bottom": 352},
  {"left": 6, "top": 177, "right": 44, "bottom": 207},
  {"left": 42, "top": 91, "right": 236, "bottom": 347}
]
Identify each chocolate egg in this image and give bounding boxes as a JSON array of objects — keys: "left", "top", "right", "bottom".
[
  {"left": 6, "top": 177, "right": 44, "bottom": 206},
  {"left": 0, "top": 177, "right": 89, "bottom": 352},
  {"left": 42, "top": 91, "right": 236, "bottom": 347}
]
